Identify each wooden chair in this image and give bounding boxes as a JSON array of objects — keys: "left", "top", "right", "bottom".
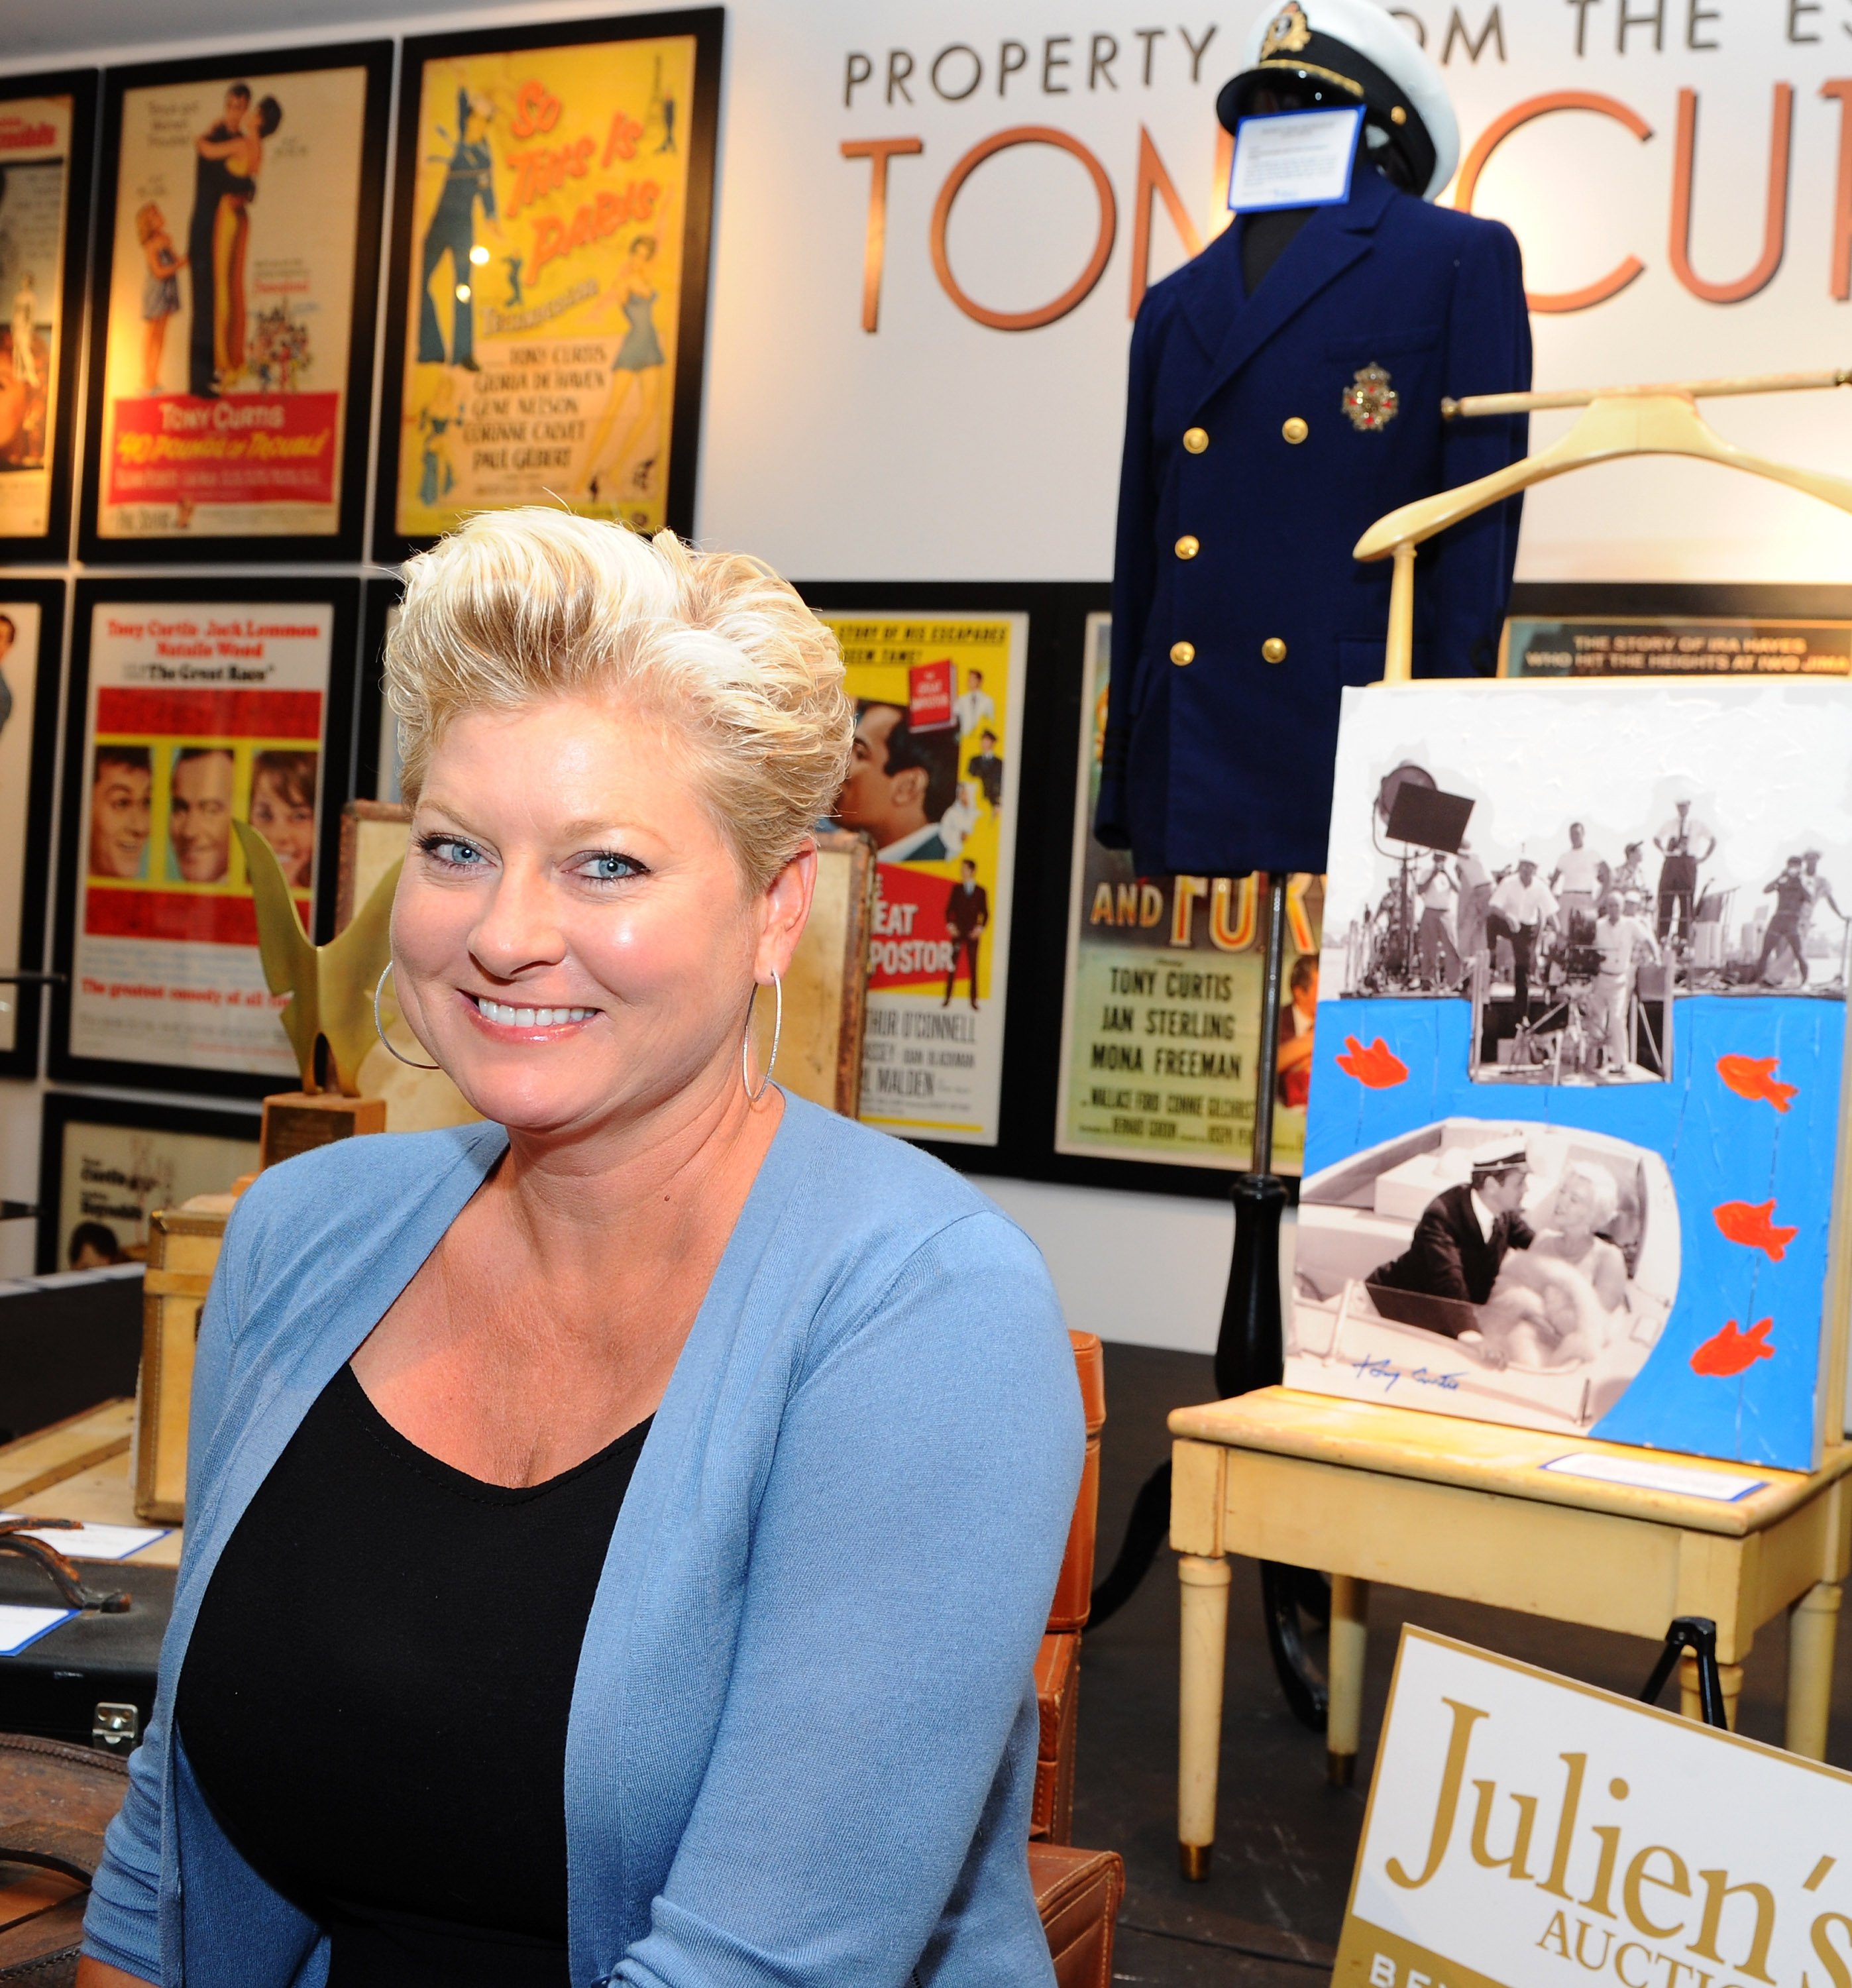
[{"left": 1028, "top": 1331, "right": 1122, "bottom": 1987}]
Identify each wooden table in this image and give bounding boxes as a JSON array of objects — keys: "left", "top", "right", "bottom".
[
  {"left": 1169, "top": 1386, "right": 1852, "bottom": 1879},
  {"left": 0, "top": 1401, "right": 183, "bottom": 1568}
]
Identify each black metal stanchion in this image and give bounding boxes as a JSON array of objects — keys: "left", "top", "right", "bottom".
[{"left": 1091, "top": 881, "right": 1329, "bottom": 1738}]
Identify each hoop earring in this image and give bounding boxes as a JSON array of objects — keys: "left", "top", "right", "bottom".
[
  {"left": 373, "top": 962, "right": 441, "bottom": 1071},
  {"left": 743, "top": 969, "right": 782, "bottom": 1103}
]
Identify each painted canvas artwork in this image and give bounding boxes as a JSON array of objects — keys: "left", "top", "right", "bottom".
[{"left": 1287, "top": 679, "right": 1852, "bottom": 1470}]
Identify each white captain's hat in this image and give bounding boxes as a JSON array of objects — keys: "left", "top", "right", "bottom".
[
  {"left": 1217, "top": 0, "right": 1460, "bottom": 202},
  {"left": 1468, "top": 1136, "right": 1530, "bottom": 1174}
]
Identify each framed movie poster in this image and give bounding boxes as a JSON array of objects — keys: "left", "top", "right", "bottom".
[
  {"left": 1501, "top": 582, "right": 1852, "bottom": 679},
  {"left": 50, "top": 577, "right": 360, "bottom": 1097},
  {"left": 78, "top": 43, "right": 390, "bottom": 562},
  {"left": 1055, "top": 610, "right": 1323, "bottom": 1173},
  {"left": 36, "top": 1089, "right": 257, "bottom": 1275},
  {"left": 816, "top": 608, "right": 1027, "bottom": 1147},
  {"left": 0, "top": 580, "right": 64, "bottom": 1076},
  {"left": 0, "top": 73, "right": 96, "bottom": 558},
  {"left": 375, "top": 9, "right": 723, "bottom": 563},
  {"left": 1289, "top": 677, "right": 1852, "bottom": 1471}
]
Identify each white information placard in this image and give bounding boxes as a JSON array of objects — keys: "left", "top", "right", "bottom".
[
  {"left": 1227, "top": 107, "right": 1364, "bottom": 213},
  {"left": 1337, "top": 1628, "right": 1852, "bottom": 1988}
]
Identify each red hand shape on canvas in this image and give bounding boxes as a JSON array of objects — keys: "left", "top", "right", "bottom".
[{"left": 1335, "top": 1036, "right": 1408, "bottom": 1089}]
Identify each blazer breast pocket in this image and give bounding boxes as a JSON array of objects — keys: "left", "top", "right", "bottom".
[{"left": 1319, "top": 325, "right": 1443, "bottom": 364}]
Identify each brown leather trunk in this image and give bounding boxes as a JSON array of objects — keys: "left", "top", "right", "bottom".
[
  {"left": 1028, "top": 1841, "right": 1124, "bottom": 1988},
  {"left": 0, "top": 1732, "right": 129, "bottom": 1985}
]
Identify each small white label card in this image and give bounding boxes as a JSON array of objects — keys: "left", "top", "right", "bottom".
[
  {"left": 1228, "top": 106, "right": 1363, "bottom": 212},
  {"left": 1335, "top": 1628, "right": 1852, "bottom": 1988},
  {"left": 1539, "top": 1453, "right": 1769, "bottom": 1503},
  {"left": 0, "top": 1604, "right": 77, "bottom": 1657}
]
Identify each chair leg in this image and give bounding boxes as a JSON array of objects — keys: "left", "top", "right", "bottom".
[
  {"left": 1177, "top": 1554, "right": 1230, "bottom": 1881},
  {"left": 1327, "top": 1575, "right": 1369, "bottom": 1786},
  {"left": 1787, "top": 1580, "right": 1841, "bottom": 1759}
]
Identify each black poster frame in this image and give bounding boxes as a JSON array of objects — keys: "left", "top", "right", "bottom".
[
  {"left": 0, "top": 577, "right": 67, "bottom": 1078},
  {"left": 372, "top": 7, "right": 724, "bottom": 564},
  {"left": 50, "top": 573, "right": 361, "bottom": 1099},
  {"left": 35, "top": 1087, "right": 258, "bottom": 1275},
  {"left": 77, "top": 40, "right": 392, "bottom": 565},
  {"left": 0, "top": 68, "right": 97, "bottom": 563}
]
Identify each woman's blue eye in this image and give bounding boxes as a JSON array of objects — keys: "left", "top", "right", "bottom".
[
  {"left": 418, "top": 834, "right": 485, "bottom": 868},
  {"left": 584, "top": 852, "right": 640, "bottom": 882}
]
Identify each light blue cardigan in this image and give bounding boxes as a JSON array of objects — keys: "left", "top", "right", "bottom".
[{"left": 82, "top": 1095, "right": 1083, "bottom": 1987}]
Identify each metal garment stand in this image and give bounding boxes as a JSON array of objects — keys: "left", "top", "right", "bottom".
[{"left": 1222, "top": 877, "right": 1329, "bottom": 1733}]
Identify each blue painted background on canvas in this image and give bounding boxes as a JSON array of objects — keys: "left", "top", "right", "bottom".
[{"left": 1305, "top": 994, "right": 1843, "bottom": 1470}]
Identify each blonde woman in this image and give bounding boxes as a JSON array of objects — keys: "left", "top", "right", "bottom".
[{"left": 80, "top": 512, "right": 1081, "bottom": 1988}]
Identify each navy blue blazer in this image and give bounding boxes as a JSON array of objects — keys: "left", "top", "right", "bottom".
[{"left": 1098, "top": 168, "right": 1531, "bottom": 877}]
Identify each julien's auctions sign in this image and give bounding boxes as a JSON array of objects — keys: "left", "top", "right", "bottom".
[{"left": 1336, "top": 1629, "right": 1852, "bottom": 1988}]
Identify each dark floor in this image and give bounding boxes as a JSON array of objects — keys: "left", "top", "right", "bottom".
[{"left": 1071, "top": 1343, "right": 1852, "bottom": 1986}]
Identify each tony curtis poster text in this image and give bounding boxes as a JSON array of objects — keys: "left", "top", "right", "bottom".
[
  {"left": 70, "top": 601, "right": 331, "bottom": 1078},
  {"left": 395, "top": 30, "right": 698, "bottom": 541},
  {"left": 1289, "top": 679, "right": 1852, "bottom": 1472},
  {"left": 0, "top": 95, "right": 74, "bottom": 538},
  {"left": 1058, "top": 612, "right": 1323, "bottom": 1172},
  {"left": 823, "top": 613, "right": 1026, "bottom": 1146},
  {"left": 95, "top": 64, "right": 370, "bottom": 542}
]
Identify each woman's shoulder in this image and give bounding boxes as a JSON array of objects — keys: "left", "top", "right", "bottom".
[
  {"left": 226, "top": 1122, "right": 503, "bottom": 1259},
  {"left": 767, "top": 1095, "right": 1046, "bottom": 1285}
]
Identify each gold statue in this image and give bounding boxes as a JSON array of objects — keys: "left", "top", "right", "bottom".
[{"left": 233, "top": 822, "right": 399, "bottom": 1160}]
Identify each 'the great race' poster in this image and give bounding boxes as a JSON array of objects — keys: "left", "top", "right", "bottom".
[
  {"left": 0, "top": 95, "right": 74, "bottom": 539},
  {"left": 823, "top": 612, "right": 1025, "bottom": 1147},
  {"left": 395, "top": 30, "right": 700, "bottom": 541},
  {"left": 95, "top": 63, "right": 370, "bottom": 542},
  {"left": 70, "top": 600, "right": 331, "bottom": 1076}
]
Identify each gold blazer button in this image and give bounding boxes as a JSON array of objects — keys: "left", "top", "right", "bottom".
[
  {"left": 1282, "top": 416, "right": 1309, "bottom": 444},
  {"left": 1262, "top": 637, "right": 1287, "bottom": 664},
  {"left": 1175, "top": 534, "right": 1201, "bottom": 559},
  {"left": 1170, "top": 641, "right": 1196, "bottom": 666},
  {"left": 1182, "top": 427, "right": 1209, "bottom": 453}
]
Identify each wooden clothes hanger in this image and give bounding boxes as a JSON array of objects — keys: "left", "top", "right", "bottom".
[{"left": 1352, "top": 366, "right": 1852, "bottom": 681}]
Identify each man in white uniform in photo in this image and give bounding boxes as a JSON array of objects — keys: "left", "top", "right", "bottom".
[
  {"left": 1414, "top": 852, "right": 1462, "bottom": 988},
  {"left": 1550, "top": 822, "right": 1605, "bottom": 932},
  {"left": 1586, "top": 891, "right": 1659, "bottom": 1072},
  {"left": 1485, "top": 857, "right": 1557, "bottom": 1015},
  {"left": 953, "top": 667, "right": 995, "bottom": 739}
]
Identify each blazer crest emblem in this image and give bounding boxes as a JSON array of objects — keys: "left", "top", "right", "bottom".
[
  {"left": 1342, "top": 362, "right": 1399, "bottom": 433},
  {"left": 1260, "top": 3, "right": 1314, "bottom": 58}
]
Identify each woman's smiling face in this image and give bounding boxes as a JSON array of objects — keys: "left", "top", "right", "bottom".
[{"left": 390, "top": 694, "right": 792, "bottom": 1138}]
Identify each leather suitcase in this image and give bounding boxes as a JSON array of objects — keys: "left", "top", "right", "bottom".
[
  {"left": 1028, "top": 1841, "right": 1124, "bottom": 1988},
  {"left": 0, "top": 1732, "right": 129, "bottom": 1985},
  {"left": 0, "top": 1556, "right": 170, "bottom": 1755}
]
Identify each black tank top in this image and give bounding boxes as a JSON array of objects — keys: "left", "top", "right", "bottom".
[{"left": 177, "top": 1363, "right": 649, "bottom": 1987}]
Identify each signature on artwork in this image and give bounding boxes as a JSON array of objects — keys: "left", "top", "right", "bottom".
[{"left": 1350, "top": 1356, "right": 1462, "bottom": 1394}]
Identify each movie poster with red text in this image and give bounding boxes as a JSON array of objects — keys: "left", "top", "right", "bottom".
[
  {"left": 822, "top": 612, "right": 1025, "bottom": 1146},
  {"left": 0, "top": 92, "right": 77, "bottom": 541},
  {"left": 391, "top": 26, "right": 706, "bottom": 544},
  {"left": 92, "top": 60, "right": 374, "bottom": 544},
  {"left": 68, "top": 600, "right": 332, "bottom": 1077}
]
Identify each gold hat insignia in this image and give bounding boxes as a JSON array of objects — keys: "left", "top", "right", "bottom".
[
  {"left": 1343, "top": 362, "right": 1399, "bottom": 433},
  {"left": 1260, "top": 3, "right": 1314, "bottom": 58}
]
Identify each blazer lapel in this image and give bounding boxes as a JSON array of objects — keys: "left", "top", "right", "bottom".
[{"left": 1189, "top": 171, "right": 1396, "bottom": 414}]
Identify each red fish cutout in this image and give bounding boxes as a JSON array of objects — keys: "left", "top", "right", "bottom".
[
  {"left": 1690, "top": 1317, "right": 1775, "bottom": 1378},
  {"left": 1713, "top": 1199, "right": 1800, "bottom": 1262},
  {"left": 1716, "top": 1055, "right": 1798, "bottom": 1113},
  {"left": 1335, "top": 1036, "right": 1408, "bottom": 1089}
]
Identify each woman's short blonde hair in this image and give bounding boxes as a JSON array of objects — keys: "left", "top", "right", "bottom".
[{"left": 384, "top": 509, "right": 852, "bottom": 892}]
